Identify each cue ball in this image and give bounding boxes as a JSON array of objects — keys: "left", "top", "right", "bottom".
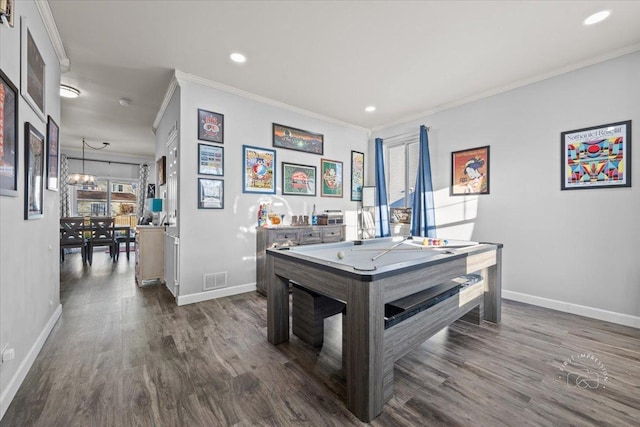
[{"left": 337, "top": 251, "right": 345, "bottom": 259}]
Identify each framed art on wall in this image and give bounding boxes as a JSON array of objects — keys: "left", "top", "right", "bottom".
[
  {"left": 350, "top": 150, "right": 364, "bottom": 201},
  {"left": 0, "top": 0, "right": 15, "bottom": 27},
  {"left": 273, "top": 123, "right": 323, "bottom": 155},
  {"left": 320, "top": 158, "right": 343, "bottom": 197},
  {"left": 24, "top": 122, "right": 45, "bottom": 219},
  {"left": 561, "top": 120, "right": 631, "bottom": 190},
  {"left": 0, "top": 69, "right": 19, "bottom": 196},
  {"left": 46, "top": 116, "right": 59, "bottom": 190},
  {"left": 242, "top": 145, "right": 275, "bottom": 194},
  {"left": 198, "top": 109, "right": 224, "bottom": 143},
  {"left": 282, "top": 162, "right": 316, "bottom": 196},
  {"left": 451, "top": 145, "right": 490, "bottom": 196},
  {"left": 198, "top": 178, "right": 224, "bottom": 209},
  {"left": 198, "top": 143, "right": 224, "bottom": 176},
  {"left": 157, "top": 156, "right": 166, "bottom": 185},
  {"left": 21, "top": 17, "right": 46, "bottom": 122}
]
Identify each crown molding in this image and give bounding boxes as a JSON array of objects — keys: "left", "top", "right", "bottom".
[
  {"left": 35, "top": 0, "right": 70, "bottom": 72},
  {"left": 152, "top": 74, "right": 179, "bottom": 133}
]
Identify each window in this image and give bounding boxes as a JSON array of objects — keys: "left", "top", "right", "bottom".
[
  {"left": 73, "top": 179, "right": 138, "bottom": 217},
  {"left": 385, "top": 139, "right": 419, "bottom": 209}
]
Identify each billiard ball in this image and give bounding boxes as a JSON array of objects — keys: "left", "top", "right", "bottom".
[{"left": 337, "top": 251, "right": 345, "bottom": 259}]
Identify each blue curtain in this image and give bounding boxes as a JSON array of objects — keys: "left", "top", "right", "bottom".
[
  {"left": 375, "top": 138, "right": 390, "bottom": 237},
  {"left": 411, "top": 125, "right": 437, "bottom": 237}
]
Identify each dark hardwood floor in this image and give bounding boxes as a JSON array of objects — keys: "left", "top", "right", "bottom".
[{"left": 3, "top": 252, "right": 639, "bottom": 426}]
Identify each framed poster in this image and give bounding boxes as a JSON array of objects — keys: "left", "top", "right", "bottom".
[
  {"left": 21, "top": 17, "right": 46, "bottom": 122},
  {"left": 350, "top": 150, "right": 364, "bottom": 201},
  {"left": 157, "top": 156, "right": 166, "bottom": 185},
  {"left": 320, "top": 158, "right": 343, "bottom": 197},
  {"left": 242, "top": 145, "right": 275, "bottom": 194},
  {"left": 198, "top": 178, "right": 224, "bottom": 209},
  {"left": 24, "top": 122, "right": 45, "bottom": 219},
  {"left": 46, "top": 116, "right": 59, "bottom": 190},
  {"left": 198, "top": 143, "right": 224, "bottom": 176},
  {"left": 273, "top": 123, "right": 323, "bottom": 155},
  {"left": 282, "top": 162, "right": 316, "bottom": 196},
  {"left": 0, "top": 69, "right": 19, "bottom": 196},
  {"left": 561, "top": 120, "right": 631, "bottom": 190},
  {"left": 198, "top": 109, "right": 224, "bottom": 143},
  {"left": 451, "top": 145, "right": 490, "bottom": 196}
]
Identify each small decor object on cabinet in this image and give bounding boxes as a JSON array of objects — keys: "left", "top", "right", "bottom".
[
  {"left": 273, "top": 123, "right": 323, "bottom": 154},
  {"left": 243, "top": 145, "right": 275, "bottom": 194},
  {"left": 198, "top": 177, "right": 224, "bottom": 209},
  {"left": 351, "top": 150, "right": 364, "bottom": 201},
  {"left": 21, "top": 17, "right": 46, "bottom": 121},
  {"left": 24, "top": 122, "right": 45, "bottom": 219},
  {"left": 282, "top": 162, "right": 316, "bottom": 196},
  {"left": 198, "top": 109, "right": 224, "bottom": 143},
  {"left": 0, "top": 69, "right": 19, "bottom": 196},
  {"left": 321, "top": 158, "right": 343, "bottom": 197},
  {"left": 451, "top": 145, "right": 490, "bottom": 195},
  {"left": 46, "top": 116, "right": 59, "bottom": 190},
  {"left": 198, "top": 143, "right": 223, "bottom": 176},
  {"left": 561, "top": 120, "right": 631, "bottom": 190},
  {"left": 157, "top": 155, "right": 166, "bottom": 185},
  {"left": 0, "top": 0, "right": 15, "bottom": 27}
]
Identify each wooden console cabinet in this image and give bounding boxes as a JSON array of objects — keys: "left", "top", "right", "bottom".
[
  {"left": 135, "top": 225, "right": 164, "bottom": 285},
  {"left": 256, "top": 225, "right": 345, "bottom": 295}
]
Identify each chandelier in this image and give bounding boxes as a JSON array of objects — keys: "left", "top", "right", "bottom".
[{"left": 68, "top": 138, "right": 109, "bottom": 187}]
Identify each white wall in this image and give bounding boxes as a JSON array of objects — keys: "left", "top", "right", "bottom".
[
  {"left": 0, "top": 1, "right": 62, "bottom": 418},
  {"left": 372, "top": 51, "right": 640, "bottom": 325},
  {"left": 165, "top": 72, "right": 369, "bottom": 300}
]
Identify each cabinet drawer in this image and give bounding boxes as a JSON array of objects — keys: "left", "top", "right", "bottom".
[
  {"left": 270, "top": 229, "right": 300, "bottom": 246},
  {"left": 299, "top": 228, "right": 322, "bottom": 244},
  {"left": 322, "top": 226, "right": 343, "bottom": 242}
]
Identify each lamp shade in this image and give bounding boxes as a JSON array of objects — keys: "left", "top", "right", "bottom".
[{"left": 147, "top": 198, "right": 163, "bottom": 212}]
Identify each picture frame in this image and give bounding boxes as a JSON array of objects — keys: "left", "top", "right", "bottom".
[
  {"left": 198, "top": 178, "right": 224, "bottom": 209},
  {"left": 24, "top": 122, "right": 44, "bottom": 220},
  {"left": 197, "top": 109, "right": 224, "bottom": 143},
  {"left": 46, "top": 116, "right": 59, "bottom": 190},
  {"left": 146, "top": 183, "right": 156, "bottom": 198},
  {"left": 451, "top": 145, "right": 490, "bottom": 196},
  {"left": 242, "top": 145, "right": 275, "bottom": 194},
  {"left": 21, "top": 17, "right": 46, "bottom": 122},
  {"left": 561, "top": 120, "right": 631, "bottom": 190},
  {"left": 282, "top": 162, "right": 316, "bottom": 196},
  {"left": 0, "top": 69, "right": 19, "bottom": 196},
  {"left": 273, "top": 123, "right": 323, "bottom": 155},
  {"left": 157, "top": 156, "right": 166, "bottom": 185},
  {"left": 320, "top": 158, "right": 343, "bottom": 197},
  {"left": 350, "top": 150, "right": 364, "bottom": 201},
  {"left": 198, "top": 143, "right": 224, "bottom": 176},
  {"left": 0, "top": 0, "right": 15, "bottom": 27}
]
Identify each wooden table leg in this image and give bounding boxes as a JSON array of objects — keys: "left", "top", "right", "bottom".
[
  {"left": 266, "top": 255, "right": 290, "bottom": 345},
  {"left": 483, "top": 247, "right": 502, "bottom": 323}
]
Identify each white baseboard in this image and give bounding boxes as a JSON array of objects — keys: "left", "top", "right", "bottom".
[
  {"left": 0, "top": 304, "right": 62, "bottom": 420},
  {"left": 502, "top": 290, "right": 640, "bottom": 329},
  {"left": 176, "top": 283, "right": 256, "bottom": 306}
]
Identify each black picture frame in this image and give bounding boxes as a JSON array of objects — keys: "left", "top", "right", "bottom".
[
  {"left": 0, "top": 69, "right": 19, "bottom": 196},
  {"left": 273, "top": 123, "right": 324, "bottom": 155},
  {"left": 351, "top": 150, "right": 364, "bottom": 201},
  {"left": 21, "top": 17, "right": 46, "bottom": 122},
  {"left": 157, "top": 156, "right": 166, "bottom": 186},
  {"left": 198, "top": 177, "right": 224, "bottom": 209},
  {"left": 24, "top": 122, "right": 45, "bottom": 219},
  {"left": 450, "top": 145, "right": 490, "bottom": 196},
  {"left": 198, "top": 109, "right": 224, "bottom": 143},
  {"left": 282, "top": 162, "right": 316, "bottom": 196},
  {"left": 198, "top": 143, "right": 224, "bottom": 176},
  {"left": 560, "top": 120, "right": 631, "bottom": 190},
  {"left": 46, "top": 115, "right": 59, "bottom": 190}
]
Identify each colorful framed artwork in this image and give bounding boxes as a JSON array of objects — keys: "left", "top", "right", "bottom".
[
  {"left": 46, "top": 116, "right": 59, "bottom": 190},
  {"left": 0, "top": 69, "right": 19, "bottom": 196},
  {"left": 242, "top": 145, "right": 275, "bottom": 194},
  {"left": 320, "top": 158, "right": 343, "bottom": 197},
  {"left": 198, "top": 143, "right": 224, "bottom": 176},
  {"left": 350, "top": 150, "right": 364, "bottom": 201},
  {"left": 24, "top": 122, "right": 45, "bottom": 219},
  {"left": 198, "top": 109, "right": 224, "bottom": 143},
  {"left": 561, "top": 120, "right": 631, "bottom": 190},
  {"left": 198, "top": 178, "right": 224, "bottom": 209},
  {"left": 157, "top": 155, "right": 166, "bottom": 185},
  {"left": 21, "top": 17, "right": 46, "bottom": 122},
  {"left": 451, "top": 145, "right": 490, "bottom": 196},
  {"left": 273, "top": 123, "right": 323, "bottom": 155},
  {"left": 282, "top": 162, "right": 316, "bottom": 196}
]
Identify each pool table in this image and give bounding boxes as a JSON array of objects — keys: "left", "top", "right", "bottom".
[{"left": 266, "top": 236, "right": 503, "bottom": 422}]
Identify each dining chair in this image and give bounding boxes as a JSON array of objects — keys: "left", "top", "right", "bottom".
[
  {"left": 113, "top": 226, "right": 134, "bottom": 261},
  {"left": 60, "top": 217, "right": 89, "bottom": 263},
  {"left": 88, "top": 217, "right": 116, "bottom": 265}
]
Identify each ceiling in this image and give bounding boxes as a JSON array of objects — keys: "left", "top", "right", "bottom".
[{"left": 49, "top": 1, "right": 640, "bottom": 158}]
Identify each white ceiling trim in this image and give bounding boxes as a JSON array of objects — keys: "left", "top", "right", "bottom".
[
  {"left": 36, "top": 0, "right": 69, "bottom": 71},
  {"left": 152, "top": 73, "right": 179, "bottom": 133}
]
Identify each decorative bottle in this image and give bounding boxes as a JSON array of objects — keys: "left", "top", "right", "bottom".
[{"left": 312, "top": 204, "right": 318, "bottom": 225}]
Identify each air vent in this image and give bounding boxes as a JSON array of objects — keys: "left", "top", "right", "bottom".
[{"left": 203, "top": 272, "right": 227, "bottom": 291}]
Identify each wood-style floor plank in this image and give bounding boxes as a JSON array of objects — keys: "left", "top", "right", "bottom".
[{"left": 2, "top": 251, "right": 639, "bottom": 426}]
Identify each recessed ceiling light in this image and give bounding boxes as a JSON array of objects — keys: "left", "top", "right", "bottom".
[
  {"left": 583, "top": 10, "right": 611, "bottom": 26},
  {"left": 60, "top": 84, "right": 80, "bottom": 98},
  {"left": 365, "top": 106, "right": 376, "bottom": 112},
  {"left": 230, "top": 52, "right": 247, "bottom": 63}
]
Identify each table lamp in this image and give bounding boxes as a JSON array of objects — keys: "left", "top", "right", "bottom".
[{"left": 147, "top": 198, "right": 163, "bottom": 226}]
